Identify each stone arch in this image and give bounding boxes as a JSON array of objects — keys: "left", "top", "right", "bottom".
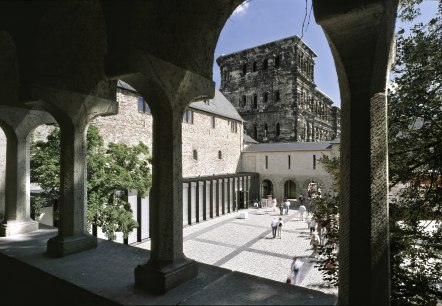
[
  {"left": 284, "top": 180, "right": 296, "bottom": 199},
  {"left": 261, "top": 179, "right": 273, "bottom": 198}
]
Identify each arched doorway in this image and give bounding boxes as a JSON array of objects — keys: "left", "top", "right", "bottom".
[
  {"left": 284, "top": 180, "right": 296, "bottom": 199},
  {"left": 261, "top": 179, "right": 273, "bottom": 198}
]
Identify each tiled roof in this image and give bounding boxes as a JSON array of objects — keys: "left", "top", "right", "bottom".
[
  {"left": 117, "top": 80, "right": 243, "bottom": 122},
  {"left": 242, "top": 141, "right": 332, "bottom": 152},
  {"left": 189, "top": 90, "right": 243, "bottom": 122},
  {"left": 243, "top": 134, "right": 259, "bottom": 144}
]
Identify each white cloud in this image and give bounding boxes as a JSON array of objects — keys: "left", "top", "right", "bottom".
[{"left": 232, "top": 1, "right": 250, "bottom": 16}]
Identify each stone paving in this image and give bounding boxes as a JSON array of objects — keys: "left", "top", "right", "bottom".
[{"left": 136, "top": 208, "right": 338, "bottom": 297}]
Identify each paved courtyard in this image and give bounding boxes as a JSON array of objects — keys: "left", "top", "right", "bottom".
[{"left": 137, "top": 208, "right": 338, "bottom": 297}]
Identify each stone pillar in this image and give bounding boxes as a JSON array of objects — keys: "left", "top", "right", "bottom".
[
  {"left": 30, "top": 84, "right": 118, "bottom": 257},
  {"left": 313, "top": 1, "right": 398, "bottom": 305},
  {"left": 130, "top": 54, "right": 213, "bottom": 294},
  {"left": 0, "top": 106, "right": 55, "bottom": 236}
]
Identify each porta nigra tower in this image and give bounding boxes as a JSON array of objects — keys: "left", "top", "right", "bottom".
[{"left": 217, "top": 35, "right": 340, "bottom": 143}]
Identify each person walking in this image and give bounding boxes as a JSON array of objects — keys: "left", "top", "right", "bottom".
[
  {"left": 298, "top": 204, "right": 306, "bottom": 221},
  {"left": 290, "top": 256, "right": 303, "bottom": 285},
  {"left": 305, "top": 213, "right": 312, "bottom": 230},
  {"left": 277, "top": 217, "right": 284, "bottom": 239},
  {"left": 310, "top": 218, "right": 317, "bottom": 235},
  {"left": 271, "top": 216, "right": 278, "bottom": 238},
  {"left": 310, "top": 233, "right": 320, "bottom": 257},
  {"left": 279, "top": 200, "right": 284, "bottom": 215},
  {"left": 283, "top": 198, "right": 290, "bottom": 215}
]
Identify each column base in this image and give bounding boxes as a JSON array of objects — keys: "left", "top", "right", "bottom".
[
  {"left": 135, "top": 258, "right": 198, "bottom": 294},
  {"left": 0, "top": 219, "right": 39, "bottom": 236},
  {"left": 47, "top": 233, "right": 97, "bottom": 257}
]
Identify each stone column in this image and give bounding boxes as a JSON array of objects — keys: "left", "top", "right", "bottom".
[
  {"left": 313, "top": 1, "right": 398, "bottom": 305},
  {"left": 0, "top": 106, "right": 55, "bottom": 236},
  {"left": 129, "top": 53, "right": 213, "bottom": 294},
  {"left": 30, "top": 83, "right": 118, "bottom": 257}
]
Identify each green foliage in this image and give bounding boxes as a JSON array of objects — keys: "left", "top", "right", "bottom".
[
  {"left": 313, "top": 155, "right": 340, "bottom": 286},
  {"left": 30, "top": 124, "right": 152, "bottom": 241},
  {"left": 389, "top": 1, "right": 442, "bottom": 305}
]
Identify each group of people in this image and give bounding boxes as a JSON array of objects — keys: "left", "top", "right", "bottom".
[{"left": 267, "top": 194, "right": 324, "bottom": 286}]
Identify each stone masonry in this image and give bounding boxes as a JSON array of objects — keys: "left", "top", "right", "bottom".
[{"left": 216, "top": 35, "right": 340, "bottom": 143}]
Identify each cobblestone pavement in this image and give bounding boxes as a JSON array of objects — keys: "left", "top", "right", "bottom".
[{"left": 136, "top": 208, "right": 338, "bottom": 297}]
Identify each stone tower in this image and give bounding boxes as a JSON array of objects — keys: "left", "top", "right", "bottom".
[{"left": 216, "top": 35, "right": 340, "bottom": 143}]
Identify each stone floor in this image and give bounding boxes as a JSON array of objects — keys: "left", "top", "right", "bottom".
[{"left": 136, "top": 208, "right": 338, "bottom": 297}]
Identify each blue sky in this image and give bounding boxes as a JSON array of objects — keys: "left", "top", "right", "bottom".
[{"left": 213, "top": 0, "right": 439, "bottom": 108}]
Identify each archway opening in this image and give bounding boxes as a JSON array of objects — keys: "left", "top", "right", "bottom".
[
  {"left": 261, "top": 179, "right": 273, "bottom": 198},
  {"left": 284, "top": 180, "right": 296, "bottom": 199}
]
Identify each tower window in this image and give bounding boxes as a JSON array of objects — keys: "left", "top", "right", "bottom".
[
  {"left": 264, "top": 92, "right": 269, "bottom": 103},
  {"left": 274, "top": 55, "right": 280, "bottom": 68},
  {"left": 253, "top": 94, "right": 257, "bottom": 109},
  {"left": 274, "top": 90, "right": 280, "bottom": 102},
  {"left": 193, "top": 149, "right": 198, "bottom": 160},
  {"left": 242, "top": 63, "right": 247, "bottom": 76},
  {"left": 252, "top": 62, "right": 257, "bottom": 72},
  {"left": 263, "top": 59, "right": 268, "bottom": 70}
]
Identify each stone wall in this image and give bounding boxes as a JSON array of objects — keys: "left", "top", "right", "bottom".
[
  {"left": 182, "top": 110, "right": 242, "bottom": 177},
  {"left": 241, "top": 149, "right": 333, "bottom": 201},
  {"left": 217, "top": 35, "right": 340, "bottom": 143}
]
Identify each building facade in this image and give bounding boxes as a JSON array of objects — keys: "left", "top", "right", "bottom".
[
  {"left": 241, "top": 140, "right": 340, "bottom": 202},
  {"left": 216, "top": 35, "right": 340, "bottom": 143}
]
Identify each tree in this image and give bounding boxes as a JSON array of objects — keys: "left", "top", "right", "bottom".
[
  {"left": 30, "top": 124, "right": 152, "bottom": 241},
  {"left": 313, "top": 155, "right": 340, "bottom": 286},
  {"left": 388, "top": 1, "right": 442, "bottom": 304}
]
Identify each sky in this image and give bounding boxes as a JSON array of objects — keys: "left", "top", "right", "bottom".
[{"left": 213, "top": 0, "right": 439, "bottom": 108}]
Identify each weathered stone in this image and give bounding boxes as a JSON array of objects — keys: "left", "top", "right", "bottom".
[{"left": 217, "top": 36, "right": 340, "bottom": 143}]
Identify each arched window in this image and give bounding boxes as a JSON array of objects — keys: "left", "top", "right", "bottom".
[
  {"left": 284, "top": 180, "right": 296, "bottom": 199},
  {"left": 252, "top": 61, "right": 257, "bottom": 72},
  {"left": 261, "top": 179, "right": 273, "bottom": 197},
  {"left": 253, "top": 94, "right": 257, "bottom": 109},
  {"left": 242, "top": 95, "right": 246, "bottom": 107},
  {"left": 262, "top": 58, "right": 268, "bottom": 70},
  {"left": 242, "top": 63, "right": 247, "bottom": 76},
  {"left": 263, "top": 92, "right": 268, "bottom": 103},
  {"left": 274, "top": 55, "right": 280, "bottom": 68},
  {"left": 274, "top": 90, "right": 280, "bottom": 102}
]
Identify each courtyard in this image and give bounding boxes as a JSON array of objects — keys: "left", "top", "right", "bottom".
[{"left": 137, "top": 207, "right": 338, "bottom": 297}]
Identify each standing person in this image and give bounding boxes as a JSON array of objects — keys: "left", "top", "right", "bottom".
[
  {"left": 277, "top": 217, "right": 284, "bottom": 238},
  {"left": 298, "top": 203, "right": 306, "bottom": 221},
  {"left": 271, "top": 216, "right": 278, "bottom": 238},
  {"left": 310, "top": 218, "right": 317, "bottom": 235},
  {"left": 283, "top": 198, "right": 290, "bottom": 215},
  {"left": 310, "top": 233, "right": 320, "bottom": 257},
  {"left": 272, "top": 196, "right": 277, "bottom": 212},
  {"left": 290, "top": 256, "right": 303, "bottom": 285},
  {"left": 305, "top": 213, "right": 312, "bottom": 230},
  {"left": 279, "top": 200, "right": 284, "bottom": 215},
  {"left": 298, "top": 194, "right": 305, "bottom": 205}
]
